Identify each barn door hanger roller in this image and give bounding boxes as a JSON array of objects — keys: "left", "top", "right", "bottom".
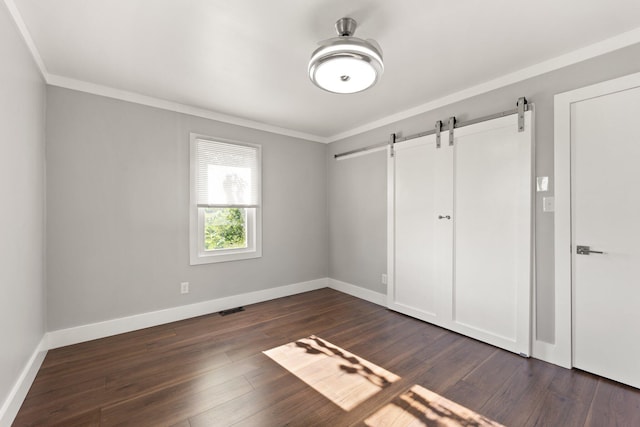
[{"left": 334, "top": 96, "right": 530, "bottom": 160}]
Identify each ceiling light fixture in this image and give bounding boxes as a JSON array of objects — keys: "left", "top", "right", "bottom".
[{"left": 308, "top": 17, "right": 384, "bottom": 94}]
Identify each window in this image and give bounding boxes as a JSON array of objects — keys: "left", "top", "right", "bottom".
[{"left": 189, "top": 134, "right": 261, "bottom": 264}]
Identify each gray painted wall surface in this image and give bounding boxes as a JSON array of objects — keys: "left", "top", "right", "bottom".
[
  {"left": 46, "top": 87, "right": 328, "bottom": 330},
  {"left": 327, "top": 43, "right": 640, "bottom": 344},
  {"left": 0, "top": 2, "right": 46, "bottom": 410}
]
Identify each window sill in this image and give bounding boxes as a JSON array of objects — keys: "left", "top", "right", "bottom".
[{"left": 189, "top": 248, "right": 262, "bottom": 265}]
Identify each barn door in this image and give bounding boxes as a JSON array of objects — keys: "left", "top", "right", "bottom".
[
  {"left": 449, "top": 113, "right": 533, "bottom": 356},
  {"left": 388, "top": 112, "right": 533, "bottom": 356},
  {"left": 387, "top": 134, "right": 452, "bottom": 323}
]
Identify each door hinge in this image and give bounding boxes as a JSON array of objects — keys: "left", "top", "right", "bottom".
[{"left": 435, "top": 120, "right": 442, "bottom": 149}]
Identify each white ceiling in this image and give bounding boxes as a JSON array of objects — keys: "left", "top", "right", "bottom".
[{"left": 9, "top": 0, "right": 640, "bottom": 142}]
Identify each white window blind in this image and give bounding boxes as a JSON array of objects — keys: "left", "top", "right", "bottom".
[{"left": 195, "top": 138, "right": 260, "bottom": 208}]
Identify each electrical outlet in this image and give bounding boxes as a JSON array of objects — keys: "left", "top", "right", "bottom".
[
  {"left": 180, "top": 282, "right": 189, "bottom": 294},
  {"left": 381, "top": 274, "right": 388, "bottom": 285}
]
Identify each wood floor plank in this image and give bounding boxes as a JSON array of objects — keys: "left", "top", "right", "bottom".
[
  {"left": 188, "top": 364, "right": 309, "bottom": 426},
  {"left": 584, "top": 378, "right": 640, "bottom": 427},
  {"left": 479, "top": 357, "right": 559, "bottom": 426},
  {"left": 443, "top": 347, "right": 526, "bottom": 410},
  {"left": 50, "top": 409, "right": 102, "bottom": 427},
  {"left": 229, "top": 379, "right": 341, "bottom": 427},
  {"left": 13, "top": 288, "right": 640, "bottom": 427},
  {"left": 548, "top": 368, "right": 599, "bottom": 406},
  {"left": 263, "top": 335, "right": 400, "bottom": 411},
  {"left": 417, "top": 338, "right": 497, "bottom": 392},
  {"left": 103, "top": 346, "right": 232, "bottom": 400},
  {"left": 363, "top": 384, "right": 505, "bottom": 427},
  {"left": 524, "top": 390, "right": 592, "bottom": 427},
  {"left": 101, "top": 376, "right": 253, "bottom": 426},
  {"left": 13, "top": 377, "right": 107, "bottom": 426},
  {"left": 522, "top": 367, "right": 600, "bottom": 426}
]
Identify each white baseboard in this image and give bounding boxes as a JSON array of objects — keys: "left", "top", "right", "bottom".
[
  {"left": 0, "top": 336, "right": 48, "bottom": 427},
  {"left": 47, "top": 278, "right": 328, "bottom": 349},
  {"left": 46, "top": 277, "right": 390, "bottom": 351},
  {"left": 327, "top": 278, "right": 386, "bottom": 306}
]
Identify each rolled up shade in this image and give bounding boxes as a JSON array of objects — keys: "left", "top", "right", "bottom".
[{"left": 195, "top": 138, "right": 260, "bottom": 207}]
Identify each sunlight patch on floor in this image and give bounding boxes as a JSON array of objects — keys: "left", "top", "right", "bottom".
[
  {"left": 263, "top": 335, "right": 400, "bottom": 411},
  {"left": 365, "top": 384, "right": 505, "bottom": 427}
]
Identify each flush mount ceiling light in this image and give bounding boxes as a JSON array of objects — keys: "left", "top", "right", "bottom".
[{"left": 308, "top": 17, "right": 384, "bottom": 94}]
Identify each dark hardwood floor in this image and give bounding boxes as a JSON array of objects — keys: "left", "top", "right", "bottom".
[{"left": 13, "top": 288, "right": 640, "bottom": 426}]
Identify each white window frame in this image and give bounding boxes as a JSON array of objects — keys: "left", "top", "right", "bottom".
[{"left": 189, "top": 133, "right": 262, "bottom": 265}]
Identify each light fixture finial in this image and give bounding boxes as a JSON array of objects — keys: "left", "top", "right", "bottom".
[{"left": 335, "top": 17, "right": 357, "bottom": 37}]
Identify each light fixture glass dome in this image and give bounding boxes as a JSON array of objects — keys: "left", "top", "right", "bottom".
[{"left": 308, "top": 18, "right": 384, "bottom": 94}]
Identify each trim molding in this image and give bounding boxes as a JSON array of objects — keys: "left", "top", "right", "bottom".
[
  {"left": 47, "top": 278, "right": 328, "bottom": 349},
  {"left": 327, "top": 278, "right": 386, "bottom": 306},
  {"left": 46, "top": 74, "right": 329, "bottom": 144},
  {"left": 0, "top": 337, "right": 48, "bottom": 427},
  {"left": 37, "top": 278, "right": 388, "bottom": 351},
  {"left": 1, "top": 0, "right": 47, "bottom": 80}
]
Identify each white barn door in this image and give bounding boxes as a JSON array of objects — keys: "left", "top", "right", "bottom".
[
  {"left": 387, "top": 135, "right": 452, "bottom": 323},
  {"left": 388, "top": 112, "right": 533, "bottom": 356},
  {"left": 450, "top": 114, "right": 533, "bottom": 355}
]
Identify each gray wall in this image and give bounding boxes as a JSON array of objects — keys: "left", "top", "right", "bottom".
[
  {"left": 0, "top": 1, "right": 46, "bottom": 412},
  {"left": 327, "top": 43, "right": 640, "bottom": 344},
  {"left": 46, "top": 87, "right": 328, "bottom": 330}
]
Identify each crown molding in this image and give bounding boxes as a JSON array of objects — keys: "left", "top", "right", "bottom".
[
  {"left": 46, "top": 74, "right": 329, "bottom": 143},
  {"left": 325, "top": 26, "right": 640, "bottom": 143},
  {"left": 2, "top": 0, "right": 47, "bottom": 79}
]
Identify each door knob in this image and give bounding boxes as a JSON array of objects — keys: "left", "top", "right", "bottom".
[
  {"left": 438, "top": 215, "right": 451, "bottom": 220},
  {"left": 576, "top": 245, "right": 604, "bottom": 255}
]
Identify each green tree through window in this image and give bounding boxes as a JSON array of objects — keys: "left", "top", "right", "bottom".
[{"left": 204, "top": 208, "right": 247, "bottom": 250}]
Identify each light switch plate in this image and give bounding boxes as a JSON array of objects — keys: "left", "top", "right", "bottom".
[{"left": 543, "top": 197, "right": 555, "bottom": 212}]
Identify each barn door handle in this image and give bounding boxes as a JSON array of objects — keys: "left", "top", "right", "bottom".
[
  {"left": 438, "top": 215, "right": 451, "bottom": 220},
  {"left": 576, "top": 245, "right": 604, "bottom": 255}
]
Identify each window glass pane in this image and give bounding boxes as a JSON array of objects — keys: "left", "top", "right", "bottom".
[{"left": 203, "top": 208, "right": 247, "bottom": 251}]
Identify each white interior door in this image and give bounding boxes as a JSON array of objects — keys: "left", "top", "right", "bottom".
[
  {"left": 387, "top": 135, "right": 451, "bottom": 322},
  {"left": 572, "top": 86, "right": 640, "bottom": 388}
]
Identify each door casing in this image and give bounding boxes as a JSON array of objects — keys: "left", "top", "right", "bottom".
[{"left": 553, "top": 71, "right": 640, "bottom": 369}]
